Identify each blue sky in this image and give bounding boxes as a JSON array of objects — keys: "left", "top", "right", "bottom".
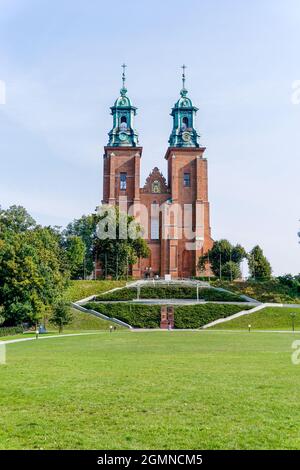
[{"left": 0, "top": 0, "right": 299, "bottom": 275}]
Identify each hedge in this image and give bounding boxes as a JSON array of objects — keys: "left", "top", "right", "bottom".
[
  {"left": 212, "top": 280, "right": 300, "bottom": 304},
  {"left": 86, "top": 302, "right": 252, "bottom": 329},
  {"left": 97, "top": 286, "right": 246, "bottom": 302},
  {"left": 0, "top": 326, "right": 23, "bottom": 337}
]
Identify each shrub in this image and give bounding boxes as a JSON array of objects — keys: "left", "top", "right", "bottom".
[
  {"left": 174, "top": 304, "right": 251, "bottom": 329},
  {"left": 97, "top": 286, "right": 245, "bottom": 302},
  {"left": 86, "top": 302, "right": 161, "bottom": 328},
  {"left": 86, "top": 302, "right": 251, "bottom": 329},
  {"left": 0, "top": 326, "right": 23, "bottom": 337},
  {"left": 212, "top": 279, "right": 300, "bottom": 304},
  {"left": 277, "top": 275, "right": 300, "bottom": 293}
]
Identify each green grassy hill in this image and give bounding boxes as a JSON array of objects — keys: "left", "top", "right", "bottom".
[
  {"left": 210, "top": 306, "right": 300, "bottom": 331},
  {"left": 66, "top": 280, "right": 126, "bottom": 302},
  {"left": 63, "top": 308, "right": 125, "bottom": 331},
  {"left": 212, "top": 280, "right": 300, "bottom": 303}
]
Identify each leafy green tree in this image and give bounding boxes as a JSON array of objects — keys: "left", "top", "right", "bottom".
[
  {"left": 0, "top": 226, "right": 69, "bottom": 326},
  {"left": 64, "top": 214, "right": 98, "bottom": 277},
  {"left": 248, "top": 245, "right": 272, "bottom": 280},
  {"left": 64, "top": 235, "right": 86, "bottom": 279},
  {"left": 221, "top": 261, "right": 241, "bottom": 281},
  {"left": 198, "top": 239, "right": 246, "bottom": 279},
  {"left": 0, "top": 205, "right": 36, "bottom": 233},
  {"left": 50, "top": 301, "right": 73, "bottom": 333},
  {"left": 94, "top": 206, "right": 150, "bottom": 279},
  {"left": 277, "top": 274, "right": 300, "bottom": 292}
]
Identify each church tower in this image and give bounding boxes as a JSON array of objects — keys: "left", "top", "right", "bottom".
[
  {"left": 164, "top": 66, "right": 213, "bottom": 277},
  {"left": 102, "top": 65, "right": 142, "bottom": 208}
]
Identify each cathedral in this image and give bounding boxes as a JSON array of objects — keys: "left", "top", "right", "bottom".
[{"left": 101, "top": 66, "right": 213, "bottom": 279}]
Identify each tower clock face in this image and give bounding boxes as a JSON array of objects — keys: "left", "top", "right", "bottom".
[
  {"left": 182, "top": 131, "right": 191, "bottom": 142},
  {"left": 119, "top": 132, "right": 128, "bottom": 142}
]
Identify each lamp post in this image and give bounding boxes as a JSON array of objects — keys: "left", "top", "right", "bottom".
[
  {"left": 137, "top": 285, "right": 140, "bottom": 300},
  {"left": 207, "top": 250, "right": 211, "bottom": 284},
  {"left": 197, "top": 284, "right": 200, "bottom": 302},
  {"left": 290, "top": 312, "right": 297, "bottom": 332}
]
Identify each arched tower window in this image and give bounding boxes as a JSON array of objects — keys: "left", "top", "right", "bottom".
[
  {"left": 182, "top": 117, "right": 189, "bottom": 129},
  {"left": 120, "top": 115, "right": 127, "bottom": 130}
]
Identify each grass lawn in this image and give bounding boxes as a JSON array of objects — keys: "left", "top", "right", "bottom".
[
  {"left": 0, "top": 309, "right": 124, "bottom": 341},
  {"left": 210, "top": 307, "right": 300, "bottom": 331},
  {"left": 1, "top": 331, "right": 300, "bottom": 449},
  {"left": 64, "top": 308, "right": 125, "bottom": 331},
  {"left": 66, "top": 280, "right": 126, "bottom": 302}
]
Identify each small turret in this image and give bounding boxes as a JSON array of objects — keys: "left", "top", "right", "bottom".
[
  {"left": 108, "top": 64, "right": 139, "bottom": 147},
  {"left": 168, "top": 65, "right": 200, "bottom": 148}
]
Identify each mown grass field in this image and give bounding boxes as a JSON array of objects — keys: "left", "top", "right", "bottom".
[
  {"left": 1, "top": 331, "right": 300, "bottom": 450},
  {"left": 211, "top": 307, "right": 300, "bottom": 331}
]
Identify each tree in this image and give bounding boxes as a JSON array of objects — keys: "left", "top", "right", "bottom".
[
  {"left": 63, "top": 235, "right": 86, "bottom": 279},
  {"left": 248, "top": 245, "right": 272, "bottom": 280},
  {"left": 93, "top": 206, "right": 150, "bottom": 279},
  {"left": 50, "top": 301, "right": 73, "bottom": 333},
  {"left": 198, "top": 239, "right": 246, "bottom": 279},
  {"left": 0, "top": 226, "right": 70, "bottom": 325},
  {"left": 0, "top": 205, "right": 36, "bottom": 233},
  {"left": 64, "top": 214, "right": 98, "bottom": 277},
  {"left": 277, "top": 274, "right": 300, "bottom": 292},
  {"left": 222, "top": 261, "right": 241, "bottom": 281}
]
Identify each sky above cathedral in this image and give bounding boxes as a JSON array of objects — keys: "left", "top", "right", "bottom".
[{"left": 0, "top": 0, "right": 299, "bottom": 275}]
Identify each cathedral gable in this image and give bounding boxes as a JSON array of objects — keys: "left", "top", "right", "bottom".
[{"left": 141, "top": 167, "right": 169, "bottom": 194}]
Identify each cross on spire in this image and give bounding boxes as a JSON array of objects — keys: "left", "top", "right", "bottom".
[
  {"left": 181, "top": 64, "right": 187, "bottom": 89},
  {"left": 121, "top": 63, "right": 127, "bottom": 89}
]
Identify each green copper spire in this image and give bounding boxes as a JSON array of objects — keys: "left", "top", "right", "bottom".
[
  {"left": 108, "top": 64, "right": 139, "bottom": 147},
  {"left": 168, "top": 65, "right": 200, "bottom": 148},
  {"left": 121, "top": 63, "right": 127, "bottom": 95}
]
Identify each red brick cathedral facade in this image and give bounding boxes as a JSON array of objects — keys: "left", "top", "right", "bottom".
[{"left": 101, "top": 66, "right": 213, "bottom": 279}]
